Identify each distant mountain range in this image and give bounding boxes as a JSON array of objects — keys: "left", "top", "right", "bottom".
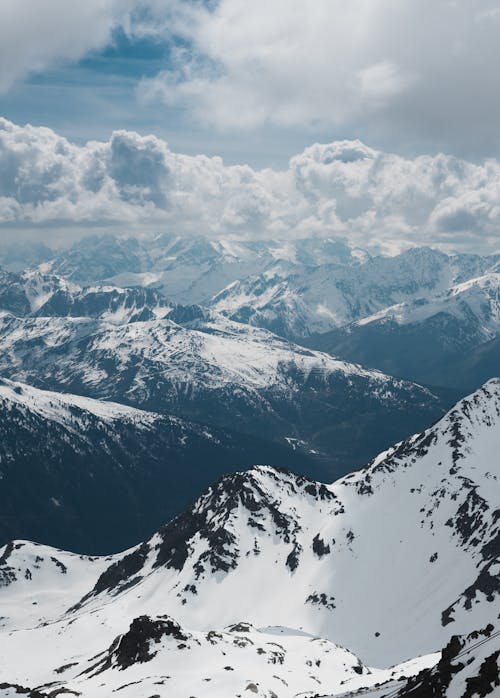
[
  {"left": 1, "top": 380, "right": 498, "bottom": 697},
  {"left": 1, "top": 233, "right": 497, "bottom": 395},
  {"left": 0, "top": 282, "right": 445, "bottom": 477}
]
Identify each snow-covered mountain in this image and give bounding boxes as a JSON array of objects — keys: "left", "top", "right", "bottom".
[
  {"left": 3, "top": 234, "right": 498, "bottom": 395},
  {"left": 0, "top": 306, "right": 445, "bottom": 473},
  {"left": 0, "top": 268, "right": 171, "bottom": 322},
  {"left": 395, "top": 624, "right": 499, "bottom": 698},
  {"left": 212, "top": 247, "right": 500, "bottom": 339},
  {"left": 33, "top": 232, "right": 367, "bottom": 304},
  {"left": 0, "top": 378, "right": 317, "bottom": 554},
  {"left": 0, "top": 380, "right": 498, "bottom": 697},
  {"left": 322, "top": 624, "right": 499, "bottom": 697},
  {"left": 308, "top": 272, "right": 500, "bottom": 388}
]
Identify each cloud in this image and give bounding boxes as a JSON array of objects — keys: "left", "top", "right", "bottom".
[
  {"left": 136, "top": 0, "right": 500, "bottom": 156},
  {"left": 0, "top": 117, "right": 499, "bottom": 254},
  {"left": 0, "top": 1, "right": 142, "bottom": 92},
  {"left": 2, "top": 1, "right": 500, "bottom": 159}
]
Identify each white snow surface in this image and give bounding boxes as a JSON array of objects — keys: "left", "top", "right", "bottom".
[
  {"left": 357, "top": 271, "right": 500, "bottom": 337},
  {"left": 0, "top": 377, "right": 163, "bottom": 426}
]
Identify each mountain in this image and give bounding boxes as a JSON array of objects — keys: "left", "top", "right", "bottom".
[
  {"left": 0, "top": 241, "right": 53, "bottom": 272},
  {"left": 0, "top": 378, "right": 318, "bottom": 554},
  {"left": 395, "top": 624, "right": 499, "bottom": 698},
  {"left": 0, "top": 268, "right": 172, "bottom": 322},
  {"left": 4, "top": 234, "right": 498, "bottom": 395},
  {"left": 70, "top": 379, "right": 500, "bottom": 665},
  {"left": 0, "top": 380, "right": 498, "bottom": 697},
  {"left": 307, "top": 272, "right": 500, "bottom": 390},
  {"left": 40, "top": 232, "right": 367, "bottom": 304},
  {"left": 322, "top": 624, "right": 499, "bottom": 697},
  {"left": 427, "top": 334, "right": 500, "bottom": 393},
  {"left": 212, "top": 247, "right": 500, "bottom": 340},
  {"left": 0, "top": 305, "right": 446, "bottom": 475}
]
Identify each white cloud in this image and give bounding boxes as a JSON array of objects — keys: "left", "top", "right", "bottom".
[
  {"left": 0, "top": 1, "right": 142, "bottom": 92},
  {"left": 1, "top": 117, "right": 500, "bottom": 254},
  {"left": 136, "top": 0, "right": 500, "bottom": 155},
  {"left": 2, "top": 1, "right": 500, "bottom": 158}
]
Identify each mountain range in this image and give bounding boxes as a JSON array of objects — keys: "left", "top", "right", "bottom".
[
  {"left": 0, "top": 233, "right": 498, "bottom": 696},
  {"left": 0, "top": 377, "right": 320, "bottom": 554},
  {"left": 1, "top": 233, "right": 497, "bottom": 395},
  {"left": 0, "top": 268, "right": 446, "bottom": 481},
  {"left": 0, "top": 379, "right": 498, "bottom": 697}
]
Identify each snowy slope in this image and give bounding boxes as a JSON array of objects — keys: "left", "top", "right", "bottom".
[
  {"left": 321, "top": 624, "right": 499, "bottom": 697},
  {"left": 0, "top": 613, "right": 439, "bottom": 698},
  {"left": 355, "top": 272, "right": 500, "bottom": 333},
  {"left": 10, "top": 236, "right": 498, "bottom": 348},
  {"left": 0, "top": 308, "right": 445, "bottom": 472},
  {"left": 396, "top": 624, "right": 499, "bottom": 698},
  {"left": 71, "top": 379, "right": 499, "bottom": 665},
  {"left": 43, "top": 233, "right": 367, "bottom": 304},
  {"left": 1, "top": 381, "right": 498, "bottom": 697},
  {"left": 0, "top": 539, "right": 112, "bottom": 632},
  {"left": 0, "top": 268, "right": 171, "bottom": 323}
]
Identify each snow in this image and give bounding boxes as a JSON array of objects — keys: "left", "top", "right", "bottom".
[
  {"left": 211, "top": 249, "right": 500, "bottom": 338},
  {"left": 0, "top": 308, "right": 426, "bottom": 399},
  {"left": 357, "top": 271, "right": 500, "bottom": 339},
  {"left": 0, "top": 377, "right": 161, "bottom": 426}
]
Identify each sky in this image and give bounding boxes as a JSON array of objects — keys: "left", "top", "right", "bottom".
[{"left": 0, "top": 0, "right": 500, "bottom": 253}]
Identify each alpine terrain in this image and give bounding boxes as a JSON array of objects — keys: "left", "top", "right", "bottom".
[
  {"left": 0, "top": 380, "right": 498, "bottom": 697},
  {"left": 2, "top": 234, "right": 498, "bottom": 395},
  {"left": 0, "top": 377, "right": 320, "bottom": 554},
  {"left": 0, "top": 266, "right": 447, "bottom": 477}
]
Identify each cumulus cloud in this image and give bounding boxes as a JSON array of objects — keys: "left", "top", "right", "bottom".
[{"left": 1, "top": 117, "right": 500, "bottom": 253}]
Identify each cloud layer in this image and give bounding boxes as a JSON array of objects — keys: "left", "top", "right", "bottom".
[
  {"left": 1, "top": 117, "right": 500, "bottom": 253},
  {"left": 137, "top": 0, "right": 500, "bottom": 156},
  {"left": 2, "top": 2, "right": 500, "bottom": 159}
]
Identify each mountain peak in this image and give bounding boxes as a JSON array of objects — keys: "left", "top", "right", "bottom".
[{"left": 71, "top": 381, "right": 499, "bottom": 667}]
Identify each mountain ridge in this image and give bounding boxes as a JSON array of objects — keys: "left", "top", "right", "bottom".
[
  {"left": 0, "top": 377, "right": 320, "bottom": 554},
  {"left": 0, "top": 380, "right": 498, "bottom": 696}
]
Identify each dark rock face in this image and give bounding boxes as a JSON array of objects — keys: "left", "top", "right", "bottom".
[
  {"left": 442, "top": 560, "right": 500, "bottom": 627},
  {"left": 286, "top": 544, "right": 301, "bottom": 572},
  {"left": 463, "top": 650, "right": 500, "bottom": 698},
  {"left": 83, "top": 615, "right": 190, "bottom": 677},
  {"left": 397, "top": 625, "right": 499, "bottom": 697},
  {"left": 305, "top": 592, "right": 336, "bottom": 611},
  {"left": 114, "top": 616, "right": 189, "bottom": 670},
  {"left": 0, "top": 684, "right": 51, "bottom": 698},
  {"left": 312, "top": 534, "right": 331, "bottom": 557},
  {"left": 79, "top": 543, "right": 150, "bottom": 603}
]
